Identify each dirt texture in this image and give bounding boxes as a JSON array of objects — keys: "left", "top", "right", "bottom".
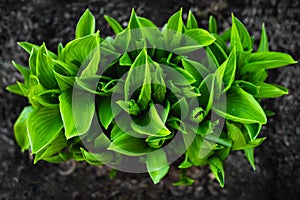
[{"left": 0, "top": 0, "right": 299, "bottom": 199}]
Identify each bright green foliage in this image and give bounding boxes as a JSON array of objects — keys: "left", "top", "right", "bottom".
[{"left": 7, "top": 9, "right": 296, "bottom": 187}]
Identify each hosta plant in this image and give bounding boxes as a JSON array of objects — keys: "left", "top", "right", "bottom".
[{"left": 7, "top": 8, "right": 296, "bottom": 186}]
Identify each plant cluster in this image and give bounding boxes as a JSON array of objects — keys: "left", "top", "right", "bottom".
[{"left": 7, "top": 8, "right": 296, "bottom": 186}]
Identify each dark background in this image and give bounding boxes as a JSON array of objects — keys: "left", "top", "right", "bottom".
[{"left": 0, "top": 0, "right": 299, "bottom": 199}]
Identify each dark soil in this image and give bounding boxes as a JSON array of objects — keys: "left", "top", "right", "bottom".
[{"left": 0, "top": 0, "right": 299, "bottom": 199}]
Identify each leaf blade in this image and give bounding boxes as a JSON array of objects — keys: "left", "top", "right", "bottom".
[{"left": 76, "top": 9, "right": 96, "bottom": 38}]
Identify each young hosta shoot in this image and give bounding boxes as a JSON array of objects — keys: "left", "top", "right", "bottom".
[{"left": 7, "top": 8, "right": 297, "bottom": 187}]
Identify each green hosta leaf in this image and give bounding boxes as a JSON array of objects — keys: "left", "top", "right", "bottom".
[
  {"left": 258, "top": 23, "right": 269, "bottom": 52},
  {"left": 198, "top": 74, "right": 215, "bottom": 114},
  {"left": 205, "top": 133, "right": 232, "bottom": 148},
  {"left": 230, "top": 14, "right": 243, "bottom": 53},
  {"left": 167, "top": 8, "right": 184, "bottom": 33},
  {"left": 16, "top": 81, "right": 29, "bottom": 95},
  {"left": 18, "top": 42, "right": 58, "bottom": 58},
  {"left": 208, "top": 156, "right": 225, "bottom": 187},
  {"left": 170, "top": 97, "right": 189, "bottom": 120},
  {"left": 43, "top": 152, "right": 72, "bottom": 163},
  {"left": 181, "top": 58, "right": 209, "bottom": 86},
  {"left": 167, "top": 116, "right": 187, "bottom": 134},
  {"left": 206, "top": 37, "right": 228, "bottom": 66},
  {"left": 81, "top": 147, "right": 113, "bottom": 166},
  {"left": 231, "top": 14, "right": 252, "bottom": 51},
  {"left": 220, "top": 27, "right": 231, "bottom": 42},
  {"left": 217, "top": 146, "right": 231, "bottom": 161},
  {"left": 53, "top": 70, "right": 75, "bottom": 91},
  {"left": 114, "top": 29, "right": 131, "bottom": 52},
  {"left": 53, "top": 60, "right": 78, "bottom": 76},
  {"left": 246, "top": 138, "right": 266, "bottom": 148},
  {"left": 173, "top": 45, "right": 204, "bottom": 55},
  {"left": 29, "top": 46, "right": 38, "bottom": 75},
  {"left": 214, "top": 87, "right": 267, "bottom": 124},
  {"left": 119, "top": 53, "right": 132, "bottom": 66},
  {"left": 213, "top": 34, "right": 229, "bottom": 54},
  {"left": 253, "top": 81, "right": 288, "bottom": 98},
  {"left": 186, "top": 10, "right": 198, "bottom": 29},
  {"left": 159, "top": 100, "right": 170, "bottom": 124},
  {"left": 206, "top": 46, "right": 220, "bottom": 67},
  {"left": 131, "top": 103, "right": 171, "bottom": 137},
  {"left": 12, "top": 61, "right": 30, "bottom": 84},
  {"left": 226, "top": 121, "right": 246, "bottom": 150},
  {"left": 128, "top": 9, "right": 141, "bottom": 29},
  {"left": 104, "top": 15, "right": 123, "bottom": 34},
  {"left": 151, "top": 61, "right": 166, "bottom": 103},
  {"left": 243, "top": 69, "right": 268, "bottom": 83},
  {"left": 72, "top": 151, "right": 84, "bottom": 162},
  {"left": 164, "top": 66, "right": 196, "bottom": 87},
  {"left": 127, "top": 9, "right": 144, "bottom": 51},
  {"left": 108, "top": 133, "right": 153, "bottom": 156},
  {"left": 57, "top": 42, "right": 63, "bottom": 58},
  {"left": 62, "top": 31, "right": 100, "bottom": 65},
  {"left": 173, "top": 67, "right": 196, "bottom": 85},
  {"left": 32, "top": 89, "right": 60, "bottom": 109},
  {"left": 59, "top": 89, "right": 95, "bottom": 139},
  {"left": 137, "top": 78, "right": 151, "bottom": 110},
  {"left": 186, "top": 135, "right": 212, "bottom": 166},
  {"left": 34, "top": 133, "right": 66, "bottom": 163},
  {"left": 145, "top": 133, "right": 173, "bottom": 149},
  {"left": 178, "top": 154, "right": 193, "bottom": 169},
  {"left": 241, "top": 52, "right": 297, "bottom": 74},
  {"left": 14, "top": 106, "right": 33, "bottom": 151},
  {"left": 110, "top": 124, "right": 125, "bottom": 140},
  {"left": 215, "top": 47, "right": 236, "bottom": 92},
  {"left": 227, "top": 121, "right": 265, "bottom": 150},
  {"left": 209, "top": 15, "right": 217, "bottom": 33},
  {"left": 6, "top": 61, "right": 30, "bottom": 96},
  {"left": 190, "top": 107, "right": 205, "bottom": 123},
  {"left": 80, "top": 43, "right": 100, "bottom": 76},
  {"left": 75, "top": 75, "right": 105, "bottom": 95},
  {"left": 59, "top": 90, "right": 78, "bottom": 139},
  {"left": 124, "top": 48, "right": 151, "bottom": 110},
  {"left": 138, "top": 16, "right": 163, "bottom": 47},
  {"left": 234, "top": 80, "right": 260, "bottom": 95},
  {"left": 138, "top": 17, "right": 157, "bottom": 28},
  {"left": 80, "top": 148, "right": 102, "bottom": 165},
  {"left": 244, "top": 148, "right": 256, "bottom": 170},
  {"left": 166, "top": 8, "right": 184, "bottom": 47},
  {"left": 98, "top": 42, "right": 120, "bottom": 67},
  {"left": 36, "top": 43, "right": 58, "bottom": 89},
  {"left": 27, "top": 107, "right": 63, "bottom": 153},
  {"left": 70, "top": 89, "right": 95, "bottom": 135},
  {"left": 94, "top": 133, "right": 111, "bottom": 149},
  {"left": 196, "top": 120, "right": 219, "bottom": 136},
  {"left": 98, "top": 96, "right": 113, "bottom": 129},
  {"left": 116, "top": 99, "right": 141, "bottom": 116},
  {"left": 184, "top": 29, "right": 216, "bottom": 47},
  {"left": 146, "top": 149, "right": 170, "bottom": 184},
  {"left": 6, "top": 84, "right": 24, "bottom": 96},
  {"left": 76, "top": 9, "right": 96, "bottom": 38},
  {"left": 26, "top": 75, "right": 47, "bottom": 107},
  {"left": 244, "top": 123, "right": 262, "bottom": 141},
  {"left": 18, "top": 41, "right": 39, "bottom": 54},
  {"left": 173, "top": 176, "right": 195, "bottom": 186}
]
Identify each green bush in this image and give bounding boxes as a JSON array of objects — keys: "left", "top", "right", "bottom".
[{"left": 7, "top": 8, "right": 296, "bottom": 186}]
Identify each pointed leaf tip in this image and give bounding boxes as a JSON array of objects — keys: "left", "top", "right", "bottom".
[{"left": 76, "top": 9, "right": 96, "bottom": 38}]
